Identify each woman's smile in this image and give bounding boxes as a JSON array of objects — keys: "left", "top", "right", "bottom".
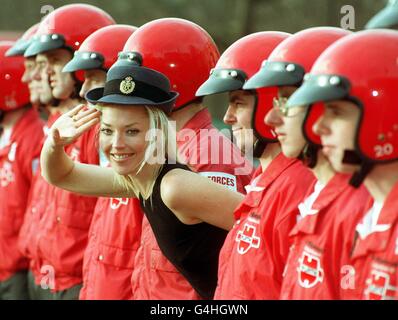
[{"left": 110, "top": 152, "right": 135, "bottom": 162}]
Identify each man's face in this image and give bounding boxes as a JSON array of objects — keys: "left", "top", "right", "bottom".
[
  {"left": 22, "top": 57, "right": 40, "bottom": 105},
  {"left": 223, "top": 90, "right": 255, "bottom": 154},
  {"left": 265, "top": 86, "right": 307, "bottom": 158},
  {"left": 34, "top": 54, "right": 54, "bottom": 105},
  {"left": 313, "top": 100, "right": 361, "bottom": 173},
  {"left": 80, "top": 69, "right": 107, "bottom": 99},
  {"left": 43, "top": 49, "right": 76, "bottom": 100}
]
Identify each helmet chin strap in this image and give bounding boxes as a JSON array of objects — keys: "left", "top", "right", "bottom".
[
  {"left": 253, "top": 139, "right": 267, "bottom": 158},
  {"left": 300, "top": 143, "right": 319, "bottom": 169},
  {"left": 342, "top": 149, "right": 362, "bottom": 165},
  {"left": 342, "top": 149, "right": 374, "bottom": 188},
  {"left": 52, "top": 98, "right": 61, "bottom": 107},
  {"left": 349, "top": 161, "right": 374, "bottom": 188}
]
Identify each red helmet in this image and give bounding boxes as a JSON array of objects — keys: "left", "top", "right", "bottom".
[
  {"left": 63, "top": 25, "right": 137, "bottom": 73},
  {"left": 0, "top": 41, "right": 30, "bottom": 111},
  {"left": 244, "top": 27, "right": 351, "bottom": 147},
  {"left": 196, "top": 31, "right": 290, "bottom": 143},
  {"left": 122, "top": 18, "right": 220, "bottom": 110},
  {"left": 287, "top": 30, "right": 398, "bottom": 165},
  {"left": 6, "top": 23, "right": 39, "bottom": 57},
  {"left": 24, "top": 4, "right": 115, "bottom": 57}
]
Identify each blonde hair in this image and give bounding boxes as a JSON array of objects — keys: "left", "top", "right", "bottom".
[{"left": 97, "top": 104, "right": 174, "bottom": 200}]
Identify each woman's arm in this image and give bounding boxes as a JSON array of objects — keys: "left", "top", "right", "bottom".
[
  {"left": 40, "top": 105, "right": 131, "bottom": 198},
  {"left": 161, "top": 169, "right": 244, "bottom": 230}
]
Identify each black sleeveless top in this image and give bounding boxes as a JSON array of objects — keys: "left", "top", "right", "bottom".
[{"left": 139, "top": 163, "right": 228, "bottom": 299}]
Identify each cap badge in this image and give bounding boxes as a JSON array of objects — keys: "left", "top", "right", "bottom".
[{"left": 120, "top": 76, "right": 135, "bottom": 95}]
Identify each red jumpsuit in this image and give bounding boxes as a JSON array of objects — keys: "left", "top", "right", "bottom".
[
  {"left": 0, "top": 108, "right": 44, "bottom": 281},
  {"left": 215, "top": 154, "right": 316, "bottom": 299},
  {"left": 79, "top": 151, "right": 143, "bottom": 300},
  {"left": 19, "top": 112, "right": 99, "bottom": 292},
  {"left": 280, "top": 174, "right": 371, "bottom": 299},
  {"left": 341, "top": 182, "right": 398, "bottom": 300}
]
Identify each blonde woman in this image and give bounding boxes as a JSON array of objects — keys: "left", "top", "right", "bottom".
[{"left": 40, "top": 62, "right": 243, "bottom": 299}]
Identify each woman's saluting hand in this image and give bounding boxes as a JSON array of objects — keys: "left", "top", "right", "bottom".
[
  {"left": 50, "top": 104, "right": 101, "bottom": 147},
  {"left": 41, "top": 103, "right": 127, "bottom": 197}
]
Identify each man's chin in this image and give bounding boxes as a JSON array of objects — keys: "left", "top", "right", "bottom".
[
  {"left": 52, "top": 91, "right": 65, "bottom": 100},
  {"left": 40, "top": 96, "right": 55, "bottom": 105},
  {"left": 337, "top": 164, "right": 360, "bottom": 174},
  {"left": 52, "top": 87, "right": 75, "bottom": 100},
  {"left": 281, "top": 146, "right": 301, "bottom": 159},
  {"left": 30, "top": 97, "right": 40, "bottom": 105}
]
